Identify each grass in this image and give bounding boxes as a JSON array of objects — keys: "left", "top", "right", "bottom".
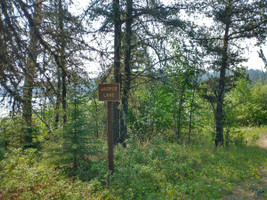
[{"left": 0, "top": 127, "right": 266, "bottom": 199}]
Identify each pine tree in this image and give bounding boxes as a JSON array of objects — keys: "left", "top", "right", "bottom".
[
  {"left": 191, "top": 0, "right": 266, "bottom": 146},
  {"left": 62, "top": 82, "right": 92, "bottom": 173}
]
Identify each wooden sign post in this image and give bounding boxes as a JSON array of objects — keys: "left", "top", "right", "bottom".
[{"left": 98, "top": 83, "right": 120, "bottom": 173}]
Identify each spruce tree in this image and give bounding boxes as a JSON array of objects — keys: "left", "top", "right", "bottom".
[{"left": 62, "top": 82, "right": 92, "bottom": 173}]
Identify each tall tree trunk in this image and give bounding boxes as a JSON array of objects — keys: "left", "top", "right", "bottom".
[
  {"left": 120, "top": 0, "right": 133, "bottom": 147},
  {"left": 215, "top": 20, "right": 230, "bottom": 147},
  {"left": 55, "top": 68, "right": 61, "bottom": 127},
  {"left": 53, "top": 0, "right": 67, "bottom": 126},
  {"left": 22, "top": 66, "right": 34, "bottom": 147},
  {"left": 62, "top": 68, "right": 67, "bottom": 123},
  {"left": 113, "top": 0, "right": 121, "bottom": 145},
  {"left": 22, "top": 0, "right": 42, "bottom": 148},
  {"left": 58, "top": 0, "right": 67, "bottom": 124}
]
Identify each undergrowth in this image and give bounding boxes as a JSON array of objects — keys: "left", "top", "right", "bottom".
[{"left": 0, "top": 128, "right": 266, "bottom": 200}]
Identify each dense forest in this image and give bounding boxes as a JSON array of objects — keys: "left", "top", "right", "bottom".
[{"left": 0, "top": 0, "right": 266, "bottom": 199}]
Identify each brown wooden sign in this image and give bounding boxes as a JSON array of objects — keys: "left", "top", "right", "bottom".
[
  {"left": 98, "top": 83, "right": 120, "bottom": 101},
  {"left": 98, "top": 83, "right": 120, "bottom": 173}
]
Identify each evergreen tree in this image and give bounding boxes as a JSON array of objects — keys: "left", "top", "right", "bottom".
[
  {"left": 191, "top": 0, "right": 266, "bottom": 146},
  {"left": 0, "top": 0, "right": 89, "bottom": 134},
  {"left": 62, "top": 82, "right": 92, "bottom": 172}
]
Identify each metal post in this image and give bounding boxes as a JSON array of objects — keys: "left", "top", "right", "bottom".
[{"left": 107, "top": 101, "right": 114, "bottom": 173}]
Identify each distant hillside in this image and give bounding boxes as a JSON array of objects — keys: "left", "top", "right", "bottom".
[
  {"left": 200, "top": 69, "right": 267, "bottom": 84},
  {"left": 246, "top": 69, "right": 267, "bottom": 83}
]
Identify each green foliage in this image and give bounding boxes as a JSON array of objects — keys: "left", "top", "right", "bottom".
[
  {"left": 0, "top": 142, "right": 5, "bottom": 161},
  {"left": 0, "top": 118, "right": 8, "bottom": 160},
  {"left": 227, "top": 80, "right": 267, "bottom": 126},
  {"left": 0, "top": 115, "right": 45, "bottom": 153},
  {"left": 86, "top": 82, "right": 106, "bottom": 138},
  {"left": 0, "top": 148, "right": 96, "bottom": 200},
  {"left": 128, "top": 48, "right": 203, "bottom": 141},
  {"left": 0, "top": 117, "right": 23, "bottom": 149},
  {"left": 59, "top": 85, "right": 96, "bottom": 174},
  {"left": 128, "top": 83, "right": 173, "bottom": 139}
]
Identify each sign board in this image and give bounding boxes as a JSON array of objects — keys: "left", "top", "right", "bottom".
[
  {"left": 98, "top": 83, "right": 120, "bottom": 173},
  {"left": 98, "top": 83, "right": 120, "bottom": 101}
]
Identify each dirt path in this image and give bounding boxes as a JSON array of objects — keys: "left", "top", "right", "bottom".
[
  {"left": 243, "top": 135, "right": 267, "bottom": 200},
  {"left": 258, "top": 136, "right": 267, "bottom": 200},
  {"left": 259, "top": 136, "right": 267, "bottom": 149}
]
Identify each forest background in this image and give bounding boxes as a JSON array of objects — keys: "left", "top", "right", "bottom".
[{"left": 0, "top": 0, "right": 267, "bottom": 199}]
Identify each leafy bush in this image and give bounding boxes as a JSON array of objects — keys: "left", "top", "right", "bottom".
[{"left": 228, "top": 80, "right": 267, "bottom": 126}]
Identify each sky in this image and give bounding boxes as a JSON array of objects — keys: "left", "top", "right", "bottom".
[{"left": 245, "top": 46, "right": 266, "bottom": 71}]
